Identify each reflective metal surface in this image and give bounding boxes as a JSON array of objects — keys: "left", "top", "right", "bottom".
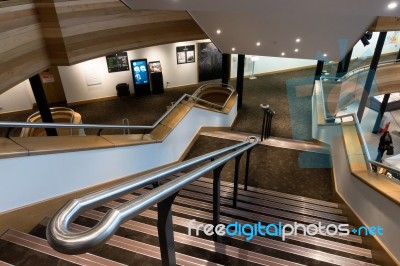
[{"left": 46, "top": 136, "right": 258, "bottom": 254}]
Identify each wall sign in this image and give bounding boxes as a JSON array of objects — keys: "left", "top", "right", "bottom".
[
  {"left": 176, "top": 45, "right": 195, "bottom": 64},
  {"left": 106, "top": 52, "right": 129, "bottom": 73}
]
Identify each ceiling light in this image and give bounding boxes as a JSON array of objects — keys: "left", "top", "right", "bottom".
[
  {"left": 216, "top": 29, "right": 221, "bottom": 34},
  {"left": 296, "top": 38, "right": 301, "bottom": 43},
  {"left": 388, "top": 2, "right": 398, "bottom": 9},
  {"left": 323, "top": 53, "right": 327, "bottom": 57},
  {"left": 294, "top": 48, "right": 299, "bottom": 52},
  {"left": 256, "top": 42, "right": 261, "bottom": 46},
  {"left": 232, "top": 47, "right": 236, "bottom": 51},
  {"left": 281, "top": 52, "right": 285, "bottom": 56}
]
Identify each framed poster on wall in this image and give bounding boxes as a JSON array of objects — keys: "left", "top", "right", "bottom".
[
  {"left": 197, "top": 42, "right": 222, "bottom": 82},
  {"left": 106, "top": 52, "right": 129, "bottom": 73},
  {"left": 176, "top": 45, "right": 195, "bottom": 64}
]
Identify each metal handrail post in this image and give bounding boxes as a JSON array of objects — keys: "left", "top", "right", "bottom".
[
  {"left": 157, "top": 192, "right": 179, "bottom": 266},
  {"left": 233, "top": 153, "right": 244, "bottom": 209},
  {"left": 212, "top": 164, "right": 225, "bottom": 243},
  {"left": 244, "top": 148, "right": 254, "bottom": 191}
]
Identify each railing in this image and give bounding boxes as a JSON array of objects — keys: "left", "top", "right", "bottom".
[
  {"left": 0, "top": 83, "right": 235, "bottom": 137},
  {"left": 319, "top": 60, "right": 400, "bottom": 122},
  {"left": 341, "top": 59, "right": 399, "bottom": 81},
  {"left": 46, "top": 136, "right": 258, "bottom": 265},
  {"left": 336, "top": 113, "right": 400, "bottom": 183},
  {"left": 316, "top": 61, "right": 400, "bottom": 182}
]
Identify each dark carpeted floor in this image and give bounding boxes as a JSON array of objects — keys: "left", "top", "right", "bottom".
[{"left": 184, "top": 136, "right": 333, "bottom": 201}]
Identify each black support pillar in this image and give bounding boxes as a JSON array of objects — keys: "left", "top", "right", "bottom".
[
  {"left": 236, "top": 54, "right": 245, "bottom": 109},
  {"left": 313, "top": 60, "right": 324, "bottom": 91},
  {"left": 372, "top": 94, "right": 391, "bottom": 133},
  {"left": 336, "top": 48, "right": 353, "bottom": 77},
  {"left": 357, "top": 32, "right": 387, "bottom": 122},
  {"left": 221, "top": 53, "right": 231, "bottom": 85},
  {"left": 396, "top": 48, "right": 400, "bottom": 61},
  {"left": 315, "top": 60, "right": 324, "bottom": 81},
  {"left": 29, "top": 74, "right": 57, "bottom": 136}
]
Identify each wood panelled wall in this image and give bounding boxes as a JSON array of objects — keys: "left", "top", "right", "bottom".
[
  {"left": 0, "top": 0, "right": 50, "bottom": 94},
  {"left": 0, "top": 0, "right": 207, "bottom": 94},
  {"left": 53, "top": 0, "right": 207, "bottom": 65}
]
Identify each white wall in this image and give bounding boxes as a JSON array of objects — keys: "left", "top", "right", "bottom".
[
  {"left": 59, "top": 40, "right": 206, "bottom": 104},
  {"left": 331, "top": 136, "right": 400, "bottom": 262},
  {"left": 230, "top": 55, "right": 317, "bottom": 78},
  {"left": 3, "top": 32, "right": 400, "bottom": 110},
  {"left": 0, "top": 80, "right": 35, "bottom": 114},
  {"left": 0, "top": 101, "right": 237, "bottom": 213}
]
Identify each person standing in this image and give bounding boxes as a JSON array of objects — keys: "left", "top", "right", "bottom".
[{"left": 376, "top": 131, "right": 393, "bottom": 163}]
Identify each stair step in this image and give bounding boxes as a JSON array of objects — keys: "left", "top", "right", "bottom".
[
  {"left": 123, "top": 190, "right": 361, "bottom": 244},
  {"left": 1, "top": 229, "right": 125, "bottom": 266},
  {"left": 140, "top": 187, "right": 347, "bottom": 226},
  {"left": 171, "top": 175, "right": 343, "bottom": 215},
  {"left": 80, "top": 209, "right": 305, "bottom": 266},
  {"left": 194, "top": 175, "right": 340, "bottom": 209},
  {"left": 98, "top": 202, "right": 373, "bottom": 261},
  {"left": 165, "top": 183, "right": 346, "bottom": 222},
  {"left": 86, "top": 206, "right": 377, "bottom": 266},
  {"left": 37, "top": 219, "right": 218, "bottom": 266}
]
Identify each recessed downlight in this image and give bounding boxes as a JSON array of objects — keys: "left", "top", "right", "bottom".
[
  {"left": 296, "top": 38, "right": 301, "bottom": 43},
  {"left": 294, "top": 48, "right": 299, "bottom": 52},
  {"left": 281, "top": 52, "right": 285, "bottom": 56},
  {"left": 256, "top": 42, "right": 261, "bottom": 46},
  {"left": 216, "top": 29, "right": 221, "bottom": 34},
  {"left": 388, "top": 2, "right": 398, "bottom": 9},
  {"left": 232, "top": 47, "right": 236, "bottom": 51},
  {"left": 323, "top": 53, "right": 327, "bottom": 57}
]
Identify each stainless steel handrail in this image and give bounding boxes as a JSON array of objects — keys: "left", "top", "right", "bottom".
[
  {"left": 0, "top": 83, "right": 235, "bottom": 134},
  {"left": 46, "top": 136, "right": 258, "bottom": 253}
]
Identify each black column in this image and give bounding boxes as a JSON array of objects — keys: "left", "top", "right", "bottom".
[
  {"left": 357, "top": 32, "right": 387, "bottom": 122},
  {"left": 343, "top": 48, "right": 353, "bottom": 73},
  {"left": 336, "top": 48, "right": 353, "bottom": 77},
  {"left": 314, "top": 60, "right": 324, "bottom": 81},
  {"left": 236, "top": 54, "right": 245, "bottom": 109},
  {"left": 372, "top": 94, "right": 391, "bottom": 133},
  {"left": 221, "top": 53, "right": 231, "bottom": 85},
  {"left": 29, "top": 74, "right": 57, "bottom": 136},
  {"left": 313, "top": 60, "right": 324, "bottom": 91},
  {"left": 396, "top": 48, "right": 400, "bottom": 61}
]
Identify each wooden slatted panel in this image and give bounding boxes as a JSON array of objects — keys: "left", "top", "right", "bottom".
[
  {"left": 0, "top": 2, "right": 50, "bottom": 94},
  {"left": 53, "top": 0, "right": 207, "bottom": 65},
  {"left": 369, "top": 16, "right": 400, "bottom": 32}
]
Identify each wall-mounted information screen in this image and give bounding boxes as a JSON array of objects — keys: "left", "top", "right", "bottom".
[{"left": 106, "top": 52, "right": 129, "bottom": 73}]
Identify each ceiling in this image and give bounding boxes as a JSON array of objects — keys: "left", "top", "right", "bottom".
[{"left": 122, "top": 0, "right": 400, "bottom": 61}]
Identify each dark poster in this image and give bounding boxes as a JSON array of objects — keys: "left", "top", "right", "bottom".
[
  {"left": 106, "top": 52, "right": 129, "bottom": 73},
  {"left": 176, "top": 45, "right": 195, "bottom": 64},
  {"left": 149, "top": 61, "right": 164, "bottom": 95},
  {"left": 197, "top": 43, "right": 222, "bottom": 82}
]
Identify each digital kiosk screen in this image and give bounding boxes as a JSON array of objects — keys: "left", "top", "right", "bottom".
[{"left": 131, "top": 59, "right": 149, "bottom": 85}]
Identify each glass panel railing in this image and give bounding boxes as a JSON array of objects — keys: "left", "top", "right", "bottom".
[{"left": 318, "top": 61, "right": 400, "bottom": 183}]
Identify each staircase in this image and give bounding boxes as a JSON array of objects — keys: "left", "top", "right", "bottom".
[{"left": 0, "top": 174, "right": 378, "bottom": 265}]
